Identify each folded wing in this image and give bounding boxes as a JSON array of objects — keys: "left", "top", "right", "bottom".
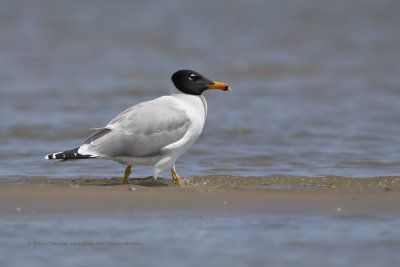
[{"left": 80, "top": 97, "right": 190, "bottom": 158}]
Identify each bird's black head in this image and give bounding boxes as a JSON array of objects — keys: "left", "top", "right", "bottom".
[{"left": 171, "top": 69, "right": 231, "bottom": 95}]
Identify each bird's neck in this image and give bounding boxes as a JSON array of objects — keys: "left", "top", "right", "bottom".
[{"left": 169, "top": 87, "right": 207, "bottom": 118}]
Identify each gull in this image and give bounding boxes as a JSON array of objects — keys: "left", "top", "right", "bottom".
[{"left": 45, "top": 70, "right": 231, "bottom": 185}]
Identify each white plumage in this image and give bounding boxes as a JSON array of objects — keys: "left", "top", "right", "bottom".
[{"left": 79, "top": 89, "right": 207, "bottom": 180}]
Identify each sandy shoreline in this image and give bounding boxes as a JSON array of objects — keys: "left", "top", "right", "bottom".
[{"left": 1, "top": 180, "right": 399, "bottom": 216}]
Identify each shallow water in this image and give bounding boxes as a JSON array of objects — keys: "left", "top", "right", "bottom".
[
  {"left": 1, "top": 0, "right": 400, "bottom": 180},
  {"left": 1, "top": 212, "right": 400, "bottom": 267},
  {"left": 1, "top": 1, "right": 400, "bottom": 266}
]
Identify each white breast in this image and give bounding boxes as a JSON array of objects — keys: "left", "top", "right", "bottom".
[{"left": 161, "top": 93, "right": 207, "bottom": 158}]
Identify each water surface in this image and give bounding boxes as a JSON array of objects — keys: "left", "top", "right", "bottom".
[
  {"left": 1, "top": 1, "right": 400, "bottom": 266},
  {"left": 1, "top": 0, "right": 399, "bottom": 180},
  {"left": 2, "top": 212, "right": 400, "bottom": 267}
]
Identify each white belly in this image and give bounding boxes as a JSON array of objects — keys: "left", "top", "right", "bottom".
[{"left": 111, "top": 156, "right": 155, "bottom": 166}]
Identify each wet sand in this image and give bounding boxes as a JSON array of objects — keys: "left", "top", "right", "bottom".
[{"left": 1, "top": 177, "right": 399, "bottom": 216}]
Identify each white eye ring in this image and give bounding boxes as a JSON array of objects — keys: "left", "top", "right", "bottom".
[{"left": 189, "top": 74, "right": 197, "bottom": 81}]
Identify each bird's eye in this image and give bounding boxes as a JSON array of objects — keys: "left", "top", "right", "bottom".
[{"left": 188, "top": 74, "right": 199, "bottom": 81}]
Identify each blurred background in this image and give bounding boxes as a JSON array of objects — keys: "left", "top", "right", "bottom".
[
  {"left": 1, "top": 0, "right": 399, "bottom": 180},
  {"left": 1, "top": 2, "right": 400, "bottom": 267}
]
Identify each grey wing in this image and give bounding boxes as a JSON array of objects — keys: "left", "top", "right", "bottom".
[{"left": 81, "top": 98, "right": 191, "bottom": 158}]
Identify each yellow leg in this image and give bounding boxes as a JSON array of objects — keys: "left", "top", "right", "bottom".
[
  {"left": 171, "top": 169, "right": 183, "bottom": 186},
  {"left": 122, "top": 165, "right": 132, "bottom": 184}
]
